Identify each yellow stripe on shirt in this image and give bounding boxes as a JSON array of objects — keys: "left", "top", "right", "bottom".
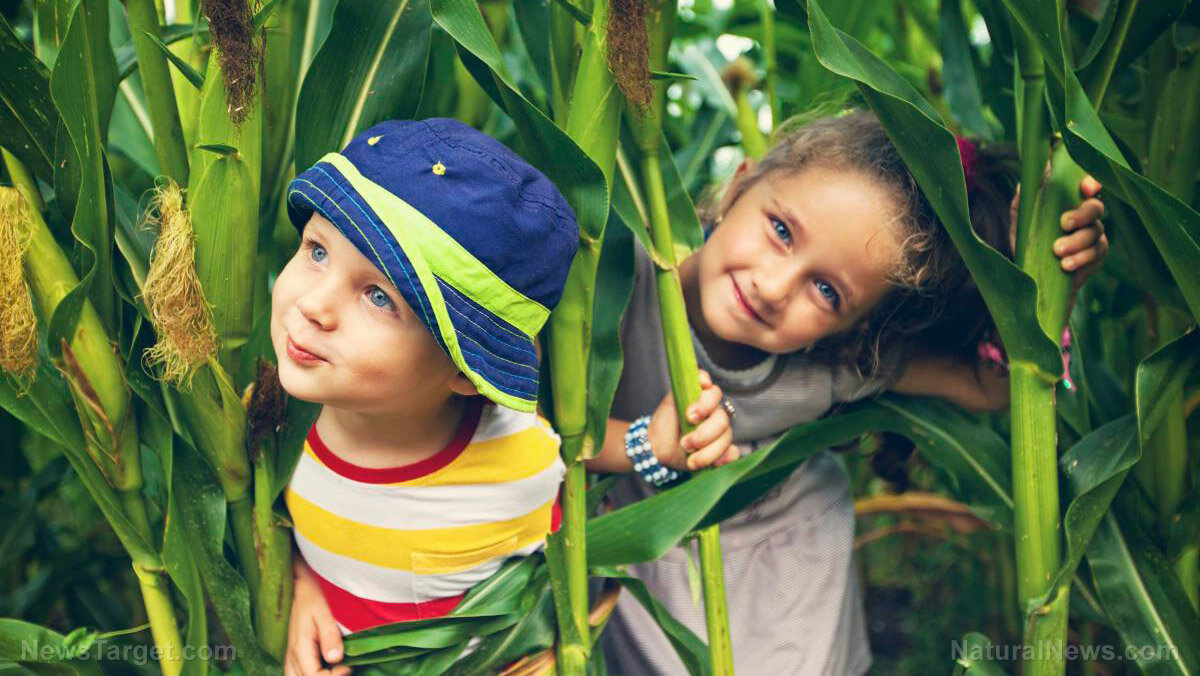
[{"left": 285, "top": 487, "right": 556, "bottom": 573}]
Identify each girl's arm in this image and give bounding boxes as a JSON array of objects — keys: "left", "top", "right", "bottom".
[
  {"left": 891, "top": 355, "right": 1009, "bottom": 412},
  {"left": 585, "top": 370, "right": 740, "bottom": 474},
  {"left": 890, "top": 178, "right": 1108, "bottom": 412}
]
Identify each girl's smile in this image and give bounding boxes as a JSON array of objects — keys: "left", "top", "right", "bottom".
[{"left": 681, "top": 163, "right": 904, "bottom": 369}]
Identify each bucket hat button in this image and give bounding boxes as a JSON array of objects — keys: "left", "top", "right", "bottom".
[{"left": 432, "top": 161, "right": 446, "bottom": 176}]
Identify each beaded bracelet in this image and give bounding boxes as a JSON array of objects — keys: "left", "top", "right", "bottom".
[{"left": 625, "top": 415, "right": 682, "bottom": 488}]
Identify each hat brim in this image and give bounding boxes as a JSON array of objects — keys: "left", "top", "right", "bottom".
[{"left": 286, "top": 163, "right": 541, "bottom": 412}]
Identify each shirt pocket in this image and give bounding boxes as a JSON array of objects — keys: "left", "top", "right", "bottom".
[{"left": 409, "top": 535, "right": 520, "bottom": 613}]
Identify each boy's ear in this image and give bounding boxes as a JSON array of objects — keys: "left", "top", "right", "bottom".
[{"left": 449, "top": 371, "right": 480, "bottom": 397}]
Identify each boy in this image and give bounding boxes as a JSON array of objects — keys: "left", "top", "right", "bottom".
[{"left": 273, "top": 119, "right": 578, "bottom": 676}]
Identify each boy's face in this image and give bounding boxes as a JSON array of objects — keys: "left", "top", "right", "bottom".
[{"left": 270, "top": 213, "right": 471, "bottom": 412}]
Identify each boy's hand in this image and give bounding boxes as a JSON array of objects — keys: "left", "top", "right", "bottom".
[
  {"left": 648, "top": 370, "right": 741, "bottom": 472},
  {"left": 1009, "top": 176, "right": 1108, "bottom": 291},
  {"left": 285, "top": 568, "right": 350, "bottom": 676}
]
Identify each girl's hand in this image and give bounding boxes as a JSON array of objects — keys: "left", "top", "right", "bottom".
[
  {"left": 286, "top": 563, "right": 351, "bottom": 676},
  {"left": 1009, "top": 176, "right": 1108, "bottom": 291},
  {"left": 1055, "top": 176, "right": 1107, "bottom": 290},
  {"left": 648, "top": 370, "right": 741, "bottom": 471}
]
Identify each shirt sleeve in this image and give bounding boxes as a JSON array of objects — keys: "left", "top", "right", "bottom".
[{"left": 830, "top": 343, "right": 909, "bottom": 404}]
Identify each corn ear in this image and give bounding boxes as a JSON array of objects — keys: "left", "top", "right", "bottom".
[
  {"left": 0, "top": 187, "right": 39, "bottom": 383},
  {"left": 187, "top": 0, "right": 264, "bottom": 378},
  {"left": 142, "top": 181, "right": 219, "bottom": 388}
]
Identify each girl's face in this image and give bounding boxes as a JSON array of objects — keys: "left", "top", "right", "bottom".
[
  {"left": 687, "top": 164, "right": 904, "bottom": 361},
  {"left": 270, "top": 213, "right": 468, "bottom": 413}
]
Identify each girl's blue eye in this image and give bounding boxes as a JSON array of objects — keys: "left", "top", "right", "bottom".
[
  {"left": 770, "top": 217, "right": 792, "bottom": 245},
  {"left": 367, "top": 286, "right": 396, "bottom": 311},
  {"left": 307, "top": 241, "right": 327, "bottom": 262},
  {"left": 816, "top": 279, "right": 841, "bottom": 309}
]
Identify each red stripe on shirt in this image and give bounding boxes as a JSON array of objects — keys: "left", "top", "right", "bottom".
[
  {"left": 309, "top": 566, "right": 468, "bottom": 631},
  {"left": 306, "top": 397, "right": 484, "bottom": 484}
]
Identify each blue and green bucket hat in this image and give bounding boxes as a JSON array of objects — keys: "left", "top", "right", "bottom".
[{"left": 286, "top": 118, "right": 579, "bottom": 412}]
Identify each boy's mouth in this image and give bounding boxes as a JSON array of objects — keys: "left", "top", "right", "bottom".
[
  {"left": 731, "top": 276, "right": 767, "bottom": 324},
  {"left": 286, "top": 335, "right": 327, "bottom": 364}
]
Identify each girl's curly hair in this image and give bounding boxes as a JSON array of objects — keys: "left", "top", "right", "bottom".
[{"left": 699, "top": 110, "right": 1019, "bottom": 381}]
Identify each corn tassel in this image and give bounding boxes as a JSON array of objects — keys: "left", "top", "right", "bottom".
[{"left": 722, "top": 58, "right": 767, "bottom": 160}]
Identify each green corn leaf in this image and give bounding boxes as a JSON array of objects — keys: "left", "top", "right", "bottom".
[
  {"left": 550, "top": 0, "right": 591, "bottom": 27},
  {"left": 172, "top": 444, "right": 279, "bottom": 676},
  {"left": 145, "top": 32, "right": 205, "bottom": 90},
  {"left": 950, "top": 632, "right": 1010, "bottom": 676},
  {"left": 719, "top": 396, "right": 1013, "bottom": 530},
  {"left": 0, "top": 619, "right": 105, "bottom": 676},
  {"left": 1001, "top": 0, "right": 1200, "bottom": 323},
  {"left": 937, "top": 0, "right": 991, "bottom": 139},
  {"left": 1042, "top": 416, "right": 1139, "bottom": 601},
  {"left": 194, "top": 142, "right": 239, "bottom": 156},
  {"left": 1134, "top": 326, "right": 1199, "bottom": 447},
  {"left": 593, "top": 566, "right": 713, "bottom": 676},
  {"left": 430, "top": 0, "right": 608, "bottom": 242},
  {"left": 0, "top": 355, "right": 85, "bottom": 453},
  {"left": 585, "top": 215, "right": 636, "bottom": 461},
  {"left": 441, "top": 581, "right": 555, "bottom": 676},
  {"left": 294, "top": 0, "right": 431, "bottom": 170},
  {"left": 144, "top": 410, "right": 210, "bottom": 676},
  {"left": 115, "top": 23, "right": 207, "bottom": 83},
  {"left": 590, "top": 395, "right": 1014, "bottom": 567},
  {"left": 805, "top": 0, "right": 1062, "bottom": 377},
  {"left": 0, "top": 14, "right": 61, "bottom": 184},
  {"left": 48, "top": 0, "right": 119, "bottom": 339},
  {"left": 1087, "top": 491, "right": 1200, "bottom": 676}
]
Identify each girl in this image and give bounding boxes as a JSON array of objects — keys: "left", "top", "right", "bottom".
[{"left": 587, "top": 111, "right": 1107, "bottom": 675}]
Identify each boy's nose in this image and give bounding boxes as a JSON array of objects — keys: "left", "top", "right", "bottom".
[{"left": 295, "top": 282, "right": 339, "bottom": 330}]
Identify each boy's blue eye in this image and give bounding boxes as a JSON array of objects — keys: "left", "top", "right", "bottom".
[
  {"left": 770, "top": 217, "right": 792, "bottom": 245},
  {"left": 367, "top": 286, "right": 396, "bottom": 311},
  {"left": 307, "top": 241, "right": 327, "bottom": 262},
  {"left": 816, "top": 279, "right": 841, "bottom": 309}
]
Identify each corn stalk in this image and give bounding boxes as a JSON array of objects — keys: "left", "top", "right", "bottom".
[
  {"left": 2, "top": 150, "right": 186, "bottom": 676},
  {"left": 547, "top": 0, "right": 624, "bottom": 671},
  {"left": 1010, "top": 20, "right": 1086, "bottom": 673},
  {"left": 623, "top": 1, "right": 734, "bottom": 673}
]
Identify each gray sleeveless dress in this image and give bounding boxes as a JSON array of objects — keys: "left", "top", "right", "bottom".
[{"left": 599, "top": 241, "right": 902, "bottom": 676}]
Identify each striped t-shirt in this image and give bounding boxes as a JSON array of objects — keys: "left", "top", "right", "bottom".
[{"left": 285, "top": 397, "right": 565, "bottom": 634}]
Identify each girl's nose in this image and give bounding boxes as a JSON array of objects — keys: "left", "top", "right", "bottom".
[{"left": 754, "top": 257, "right": 802, "bottom": 308}]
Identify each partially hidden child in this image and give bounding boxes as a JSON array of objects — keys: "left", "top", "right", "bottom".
[
  {"left": 587, "top": 111, "right": 1109, "bottom": 676},
  {"left": 273, "top": 118, "right": 579, "bottom": 676}
]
